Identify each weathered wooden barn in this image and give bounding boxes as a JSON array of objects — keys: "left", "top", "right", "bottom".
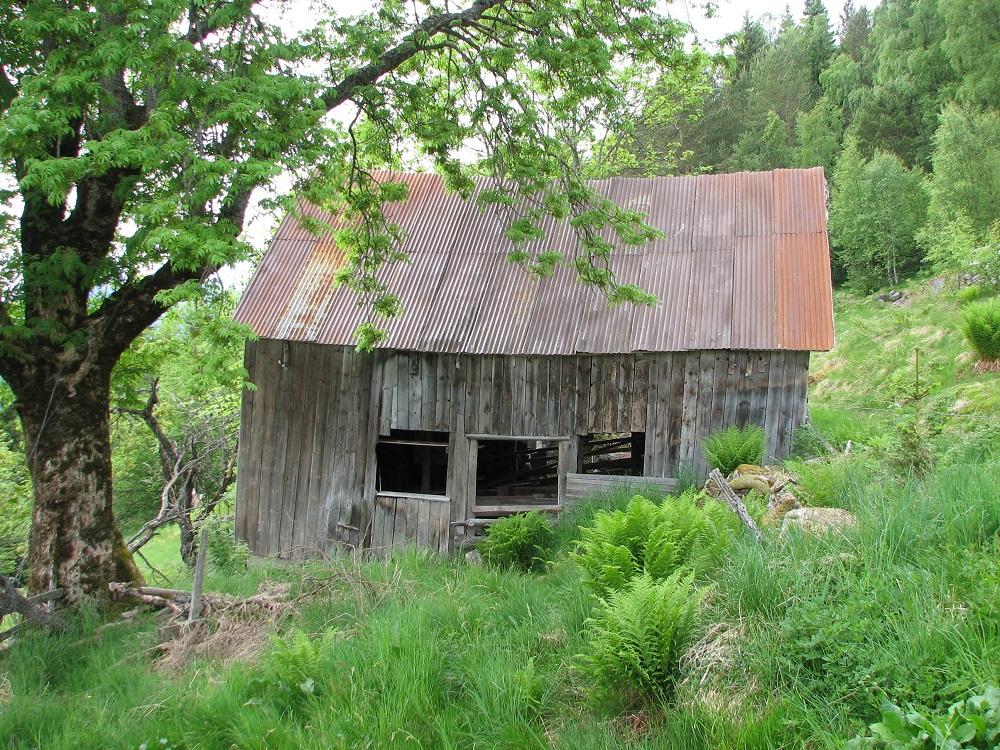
[{"left": 233, "top": 167, "right": 834, "bottom": 558}]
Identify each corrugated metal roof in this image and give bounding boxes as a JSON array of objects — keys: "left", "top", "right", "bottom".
[{"left": 234, "top": 167, "right": 835, "bottom": 353}]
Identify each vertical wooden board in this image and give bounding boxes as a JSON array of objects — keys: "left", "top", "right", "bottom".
[
  {"left": 448, "top": 364, "right": 469, "bottom": 546},
  {"left": 677, "top": 352, "right": 702, "bottom": 475},
  {"left": 778, "top": 352, "right": 807, "bottom": 460},
  {"left": 261, "top": 345, "right": 294, "bottom": 557},
  {"left": 707, "top": 351, "right": 727, "bottom": 437},
  {"left": 418, "top": 352, "right": 433, "bottom": 430},
  {"left": 666, "top": 353, "right": 687, "bottom": 475},
  {"left": 461, "top": 355, "right": 476, "bottom": 434},
  {"left": 378, "top": 353, "right": 394, "bottom": 436},
  {"left": 694, "top": 352, "right": 720, "bottom": 477},
  {"left": 721, "top": 352, "right": 741, "bottom": 431},
  {"left": 357, "top": 353, "right": 382, "bottom": 550},
  {"left": 631, "top": 355, "right": 648, "bottom": 433},
  {"left": 467, "top": 438, "right": 479, "bottom": 513},
  {"left": 479, "top": 355, "right": 495, "bottom": 434},
  {"left": 279, "top": 342, "right": 315, "bottom": 558},
  {"left": 747, "top": 352, "right": 769, "bottom": 429},
  {"left": 733, "top": 351, "right": 752, "bottom": 427},
  {"left": 557, "top": 437, "right": 580, "bottom": 506},
  {"left": 415, "top": 498, "right": 431, "bottom": 549},
  {"left": 558, "top": 356, "right": 577, "bottom": 437},
  {"left": 235, "top": 342, "right": 261, "bottom": 549},
  {"left": 433, "top": 354, "right": 447, "bottom": 430},
  {"left": 347, "top": 358, "right": 374, "bottom": 548},
  {"left": 762, "top": 352, "right": 785, "bottom": 462},
  {"left": 792, "top": 352, "right": 810, "bottom": 431},
  {"left": 387, "top": 496, "right": 405, "bottom": 552},
  {"left": 302, "top": 347, "right": 334, "bottom": 554},
  {"left": 524, "top": 357, "right": 539, "bottom": 435},
  {"left": 327, "top": 348, "right": 356, "bottom": 552},
  {"left": 653, "top": 354, "right": 670, "bottom": 477},
  {"left": 248, "top": 341, "right": 277, "bottom": 554},
  {"left": 304, "top": 344, "right": 336, "bottom": 554},
  {"left": 437, "top": 501, "right": 451, "bottom": 555},
  {"left": 370, "top": 497, "right": 384, "bottom": 559},
  {"left": 407, "top": 352, "right": 421, "bottom": 430},
  {"left": 643, "top": 355, "right": 660, "bottom": 474},
  {"left": 617, "top": 357, "right": 631, "bottom": 433},
  {"left": 405, "top": 496, "right": 418, "bottom": 549},
  {"left": 427, "top": 500, "right": 440, "bottom": 554},
  {"left": 502, "top": 357, "right": 516, "bottom": 435},
  {"left": 287, "top": 345, "right": 323, "bottom": 559},
  {"left": 574, "top": 356, "right": 589, "bottom": 435},
  {"left": 545, "top": 358, "right": 559, "bottom": 436}
]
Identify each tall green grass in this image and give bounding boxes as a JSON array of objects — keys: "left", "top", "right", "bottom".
[{"left": 3, "top": 459, "right": 999, "bottom": 749}]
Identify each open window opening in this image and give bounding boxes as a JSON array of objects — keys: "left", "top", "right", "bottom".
[
  {"left": 376, "top": 429, "right": 449, "bottom": 495},
  {"left": 475, "top": 438, "right": 559, "bottom": 506},
  {"left": 582, "top": 432, "right": 645, "bottom": 476}
]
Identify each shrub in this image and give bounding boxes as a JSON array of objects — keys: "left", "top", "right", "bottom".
[
  {"left": 573, "top": 491, "right": 737, "bottom": 596},
  {"left": 703, "top": 425, "right": 766, "bottom": 475},
  {"left": 847, "top": 687, "right": 1000, "bottom": 749},
  {"left": 479, "top": 511, "right": 555, "bottom": 573},
  {"left": 203, "top": 516, "right": 250, "bottom": 573},
  {"left": 960, "top": 298, "right": 1000, "bottom": 361},
  {"left": 958, "top": 284, "right": 989, "bottom": 305},
  {"left": 579, "top": 571, "right": 701, "bottom": 703}
]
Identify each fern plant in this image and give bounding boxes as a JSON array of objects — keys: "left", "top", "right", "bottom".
[
  {"left": 702, "top": 425, "right": 766, "bottom": 475},
  {"left": 579, "top": 571, "right": 701, "bottom": 702},
  {"left": 572, "top": 491, "right": 737, "bottom": 596},
  {"left": 960, "top": 298, "right": 1000, "bottom": 361},
  {"left": 479, "top": 510, "right": 555, "bottom": 573}
]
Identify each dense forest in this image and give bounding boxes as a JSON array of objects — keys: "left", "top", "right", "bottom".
[{"left": 604, "top": 0, "right": 999, "bottom": 293}]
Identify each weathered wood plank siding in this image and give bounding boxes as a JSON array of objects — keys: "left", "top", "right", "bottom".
[{"left": 236, "top": 339, "right": 810, "bottom": 557}]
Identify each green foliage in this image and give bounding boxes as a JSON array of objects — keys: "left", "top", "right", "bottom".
[
  {"left": 573, "top": 492, "right": 737, "bottom": 596},
  {"left": 479, "top": 511, "right": 556, "bottom": 573},
  {"left": 848, "top": 688, "right": 1000, "bottom": 749},
  {"left": 829, "top": 140, "right": 929, "bottom": 291},
  {"left": 730, "top": 110, "right": 794, "bottom": 171},
  {"left": 925, "top": 106, "right": 1000, "bottom": 240},
  {"left": 703, "top": 425, "right": 766, "bottom": 475},
  {"left": 203, "top": 517, "right": 250, "bottom": 575},
  {"left": 958, "top": 285, "right": 990, "bottom": 305},
  {"left": 960, "top": 298, "right": 1000, "bottom": 361},
  {"left": 579, "top": 571, "right": 701, "bottom": 703},
  {"left": 0, "top": 437, "right": 31, "bottom": 576}
]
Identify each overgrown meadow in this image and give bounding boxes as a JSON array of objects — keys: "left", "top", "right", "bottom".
[{"left": 2, "top": 456, "right": 999, "bottom": 749}]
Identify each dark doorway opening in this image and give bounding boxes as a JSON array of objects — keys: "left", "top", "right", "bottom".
[
  {"left": 475, "top": 438, "right": 559, "bottom": 505},
  {"left": 582, "top": 432, "right": 645, "bottom": 476},
  {"left": 376, "top": 430, "right": 448, "bottom": 495}
]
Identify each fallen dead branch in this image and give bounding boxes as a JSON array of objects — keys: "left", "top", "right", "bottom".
[
  {"left": 707, "top": 469, "right": 762, "bottom": 542},
  {"left": 1, "top": 576, "right": 67, "bottom": 640}
]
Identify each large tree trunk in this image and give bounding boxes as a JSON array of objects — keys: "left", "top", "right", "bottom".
[{"left": 17, "top": 362, "right": 143, "bottom": 603}]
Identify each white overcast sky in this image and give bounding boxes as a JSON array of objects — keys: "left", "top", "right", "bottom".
[{"left": 226, "top": 0, "right": 877, "bottom": 290}]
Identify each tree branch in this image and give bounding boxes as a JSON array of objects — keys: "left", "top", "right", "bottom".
[{"left": 323, "top": 0, "right": 510, "bottom": 111}]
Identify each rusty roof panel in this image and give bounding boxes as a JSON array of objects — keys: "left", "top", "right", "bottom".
[
  {"left": 692, "top": 173, "right": 736, "bottom": 252},
  {"left": 233, "top": 168, "right": 834, "bottom": 353},
  {"left": 778, "top": 232, "right": 835, "bottom": 350},
  {"left": 775, "top": 167, "right": 827, "bottom": 234},
  {"left": 685, "top": 247, "right": 734, "bottom": 349},
  {"left": 732, "top": 236, "right": 778, "bottom": 350},
  {"left": 633, "top": 251, "right": 695, "bottom": 352},
  {"left": 735, "top": 171, "right": 774, "bottom": 236}
]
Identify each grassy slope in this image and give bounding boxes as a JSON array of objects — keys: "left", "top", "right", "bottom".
[
  {"left": 2, "top": 282, "right": 999, "bottom": 750},
  {"left": 808, "top": 282, "right": 1000, "bottom": 451}
]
